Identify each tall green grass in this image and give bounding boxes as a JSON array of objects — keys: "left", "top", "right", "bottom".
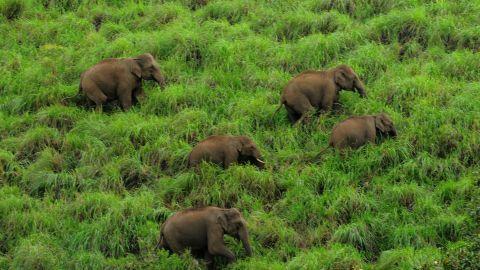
[{"left": 0, "top": 0, "right": 479, "bottom": 269}]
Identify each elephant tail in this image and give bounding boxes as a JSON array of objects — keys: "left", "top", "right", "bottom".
[
  {"left": 312, "top": 145, "right": 331, "bottom": 162},
  {"left": 78, "top": 79, "right": 83, "bottom": 93},
  {"left": 270, "top": 99, "right": 285, "bottom": 126},
  {"left": 156, "top": 223, "right": 168, "bottom": 250},
  {"left": 272, "top": 100, "right": 284, "bottom": 118},
  {"left": 156, "top": 233, "right": 164, "bottom": 249},
  {"left": 60, "top": 85, "right": 82, "bottom": 105}
]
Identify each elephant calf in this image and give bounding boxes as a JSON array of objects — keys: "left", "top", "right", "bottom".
[
  {"left": 276, "top": 65, "right": 366, "bottom": 124},
  {"left": 329, "top": 113, "right": 397, "bottom": 149},
  {"left": 158, "top": 207, "right": 252, "bottom": 269},
  {"left": 188, "top": 135, "right": 265, "bottom": 169},
  {"left": 79, "top": 53, "right": 165, "bottom": 111}
]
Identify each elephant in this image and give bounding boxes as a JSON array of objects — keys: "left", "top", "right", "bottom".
[
  {"left": 79, "top": 53, "right": 165, "bottom": 111},
  {"left": 158, "top": 207, "right": 252, "bottom": 269},
  {"left": 274, "top": 65, "right": 366, "bottom": 124},
  {"left": 329, "top": 113, "right": 397, "bottom": 149},
  {"left": 188, "top": 135, "right": 265, "bottom": 169}
]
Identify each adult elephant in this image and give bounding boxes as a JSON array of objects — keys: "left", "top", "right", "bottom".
[
  {"left": 329, "top": 113, "right": 397, "bottom": 149},
  {"left": 274, "top": 65, "right": 366, "bottom": 124},
  {"left": 188, "top": 135, "right": 265, "bottom": 169},
  {"left": 158, "top": 207, "right": 252, "bottom": 269},
  {"left": 79, "top": 53, "right": 165, "bottom": 111}
]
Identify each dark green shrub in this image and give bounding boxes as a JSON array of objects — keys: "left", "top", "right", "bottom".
[
  {"left": 0, "top": 0, "right": 25, "bottom": 20},
  {"left": 444, "top": 236, "right": 480, "bottom": 270}
]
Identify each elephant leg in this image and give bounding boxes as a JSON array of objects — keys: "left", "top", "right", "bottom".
[
  {"left": 164, "top": 238, "right": 185, "bottom": 255},
  {"left": 223, "top": 152, "right": 238, "bottom": 169},
  {"left": 321, "top": 98, "right": 335, "bottom": 114},
  {"left": 133, "top": 86, "right": 145, "bottom": 105},
  {"left": 94, "top": 104, "right": 103, "bottom": 113},
  {"left": 207, "top": 226, "right": 236, "bottom": 263},
  {"left": 82, "top": 81, "right": 107, "bottom": 112},
  {"left": 285, "top": 104, "right": 300, "bottom": 124},
  {"left": 204, "top": 250, "right": 215, "bottom": 270},
  {"left": 208, "top": 244, "right": 235, "bottom": 263},
  {"left": 118, "top": 87, "right": 133, "bottom": 111},
  {"left": 294, "top": 108, "right": 316, "bottom": 128},
  {"left": 332, "top": 101, "right": 342, "bottom": 112},
  {"left": 288, "top": 95, "right": 314, "bottom": 125}
]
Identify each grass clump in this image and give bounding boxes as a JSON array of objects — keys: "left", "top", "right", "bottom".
[
  {"left": 15, "top": 127, "right": 62, "bottom": 163},
  {"left": 36, "top": 105, "right": 80, "bottom": 131},
  {"left": 271, "top": 10, "right": 351, "bottom": 41},
  {"left": 311, "top": 0, "right": 356, "bottom": 16},
  {"left": 198, "top": 0, "right": 251, "bottom": 24},
  {"left": 325, "top": 187, "right": 372, "bottom": 225},
  {"left": 376, "top": 247, "right": 442, "bottom": 270},
  {"left": 369, "top": 8, "right": 428, "bottom": 45},
  {"left": 11, "top": 233, "right": 66, "bottom": 270},
  {"left": 287, "top": 244, "right": 364, "bottom": 270}
]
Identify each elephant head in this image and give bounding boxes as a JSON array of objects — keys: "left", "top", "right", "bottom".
[
  {"left": 131, "top": 53, "right": 166, "bottom": 88},
  {"left": 333, "top": 65, "right": 367, "bottom": 98},
  {"left": 236, "top": 136, "right": 265, "bottom": 169},
  {"left": 218, "top": 208, "right": 252, "bottom": 256},
  {"left": 375, "top": 113, "right": 397, "bottom": 137}
]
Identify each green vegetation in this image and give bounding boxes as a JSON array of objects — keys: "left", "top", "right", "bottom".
[{"left": 1, "top": 0, "right": 479, "bottom": 269}]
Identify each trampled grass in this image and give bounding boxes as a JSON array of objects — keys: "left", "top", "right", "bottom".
[{"left": 0, "top": 0, "right": 479, "bottom": 269}]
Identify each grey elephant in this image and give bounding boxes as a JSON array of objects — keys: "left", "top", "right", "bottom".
[
  {"left": 188, "top": 135, "right": 265, "bottom": 169},
  {"left": 329, "top": 113, "right": 397, "bottom": 149},
  {"left": 275, "top": 65, "right": 366, "bottom": 124},
  {"left": 158, "top": 207, "right": 252, "bottom": 269},
  {"left": 79, "top": 53, "right": 165, "bottom": 111}
]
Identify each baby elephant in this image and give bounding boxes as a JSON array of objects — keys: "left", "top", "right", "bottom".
[
  {"left": 158, "top": 207, "right": 252, "bottom": 269},
  {"left": 330, "top": 113, "right": 397, "bottom": 149},
  {"left": 188, "top": 135, "right": 265, "bottom": 169},
  {"left": 276, "top": 65, "right": 366, "bottom": 124},
  {"left": 79, "top": 53, "right": 165, "bottom": 111}
]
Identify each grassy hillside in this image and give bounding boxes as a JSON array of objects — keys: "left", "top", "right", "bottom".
[{"left": 1, "top": 0, "right": 479, "bottom": 269}]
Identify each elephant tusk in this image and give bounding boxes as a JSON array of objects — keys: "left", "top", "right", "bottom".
[{"left": 256, "top": 158, "right": 265, "bottom": 164}]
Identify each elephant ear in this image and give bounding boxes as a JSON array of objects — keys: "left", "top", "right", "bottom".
[
  {"left": 217, "top": 212, "right": 229, "bottom": 232},
  {"left": 129, "top": 59, "right": 143, "bottom": 78},
  {"left": 334, "top": 69, "right": 349, "bottom": 89},
  {"left": 375, "top": 115, "right": 387, "bottom": 133},
  {"left": 234, "top": 137, "right": 246, "bottom": 153}
]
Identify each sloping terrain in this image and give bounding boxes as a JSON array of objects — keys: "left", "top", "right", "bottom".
[{"left": 0, "top": 0, "right": 479, "bottom": 269}]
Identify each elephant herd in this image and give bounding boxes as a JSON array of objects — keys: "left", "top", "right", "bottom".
[{"left": 78, "top": 53, "right": 398, "bottom": 269}]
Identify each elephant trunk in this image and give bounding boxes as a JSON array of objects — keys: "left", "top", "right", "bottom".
[
  {"left": 238, "top": 226, "right": 252, "bottom": 256},
  {"left": 253, "top": 152, "right": 265, "bottom": 169},
  {"left": 390, "top": 126, "right": 397, "bottom": 137},
  {"left": 354, "top": 75, "right": 366, "bottom": 98},
  {"left": 153, "top": 71, "right": 166, "bottom": 89},
  {"left": 255, "top": 157, "right": 265, "bottom": 169}
]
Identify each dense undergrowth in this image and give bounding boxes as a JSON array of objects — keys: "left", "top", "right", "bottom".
[{"left": 0, "top": 0, "right": 479, "bottom": 269}]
